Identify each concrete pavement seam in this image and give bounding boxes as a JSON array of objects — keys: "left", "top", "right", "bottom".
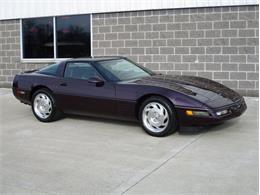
[{"left": 116, "top": 133, "right": 204, "bottom": 195}]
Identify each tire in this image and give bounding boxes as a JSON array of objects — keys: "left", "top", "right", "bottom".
[
  {"left": 139, "top": 96, "right": 178, "bottom": 137},
  {"left": 31, "top": 88, "right": 63, "bottom": 122}
]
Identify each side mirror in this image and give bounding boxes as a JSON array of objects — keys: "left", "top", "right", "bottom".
[{"left": 88, "top": 77, "right": 104, "bottom": 87}]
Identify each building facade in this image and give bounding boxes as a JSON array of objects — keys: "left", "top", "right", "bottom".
[{"left": 0, "top": 1, "right": 259, "bottom": 96}]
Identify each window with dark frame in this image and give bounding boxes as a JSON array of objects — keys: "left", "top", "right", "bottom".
[
  {"left": 56, "top": 15, "right": 91, "bottom": 58},
  {"left": 22, "top": 14, "right": 91, "bottom": 59},
  {"left": 22, "top": 17, "right": 54, "bottom": 58}
]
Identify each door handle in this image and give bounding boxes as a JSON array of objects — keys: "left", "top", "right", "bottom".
[{"left": 60, "top": 82, "right": 67, "bottom": 86}]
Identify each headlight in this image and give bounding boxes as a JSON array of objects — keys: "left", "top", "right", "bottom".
[
  {"left": 216, "top": 110, "right": 228, "bottom": 116},
  {"left": 186, "top": 110, "right": 210, "bottom": 117}
]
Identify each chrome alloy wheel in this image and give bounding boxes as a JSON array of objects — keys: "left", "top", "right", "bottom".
[
  {"left": 33, "top": 93, "right": 52, "bottom": 119},
  {"left": 142, "top": 102, "right": 169, "bottom": 133}
]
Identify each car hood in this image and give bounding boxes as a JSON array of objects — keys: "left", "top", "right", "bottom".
[{"left": 129, "top": 74, "right": 242, "bottom": 108}]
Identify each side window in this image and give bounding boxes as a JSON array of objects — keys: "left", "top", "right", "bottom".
[{"left": 64, "top": 62, "right": 101, "bottom": 80}]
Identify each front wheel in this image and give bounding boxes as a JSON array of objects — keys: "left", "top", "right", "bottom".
[
  {"left": 32, "top": 89, "right": 62, "bottom": 122},
  {"left": 139, "top": 96, "right": 178, "bottom": 137}
]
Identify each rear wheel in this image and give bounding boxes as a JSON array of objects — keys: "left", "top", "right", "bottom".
[
  {"left": 32, "top": 89, "right": 62, "bottom": 122},
  {"left": 139, "top": 96, "right": 178, "bottom": 137}
]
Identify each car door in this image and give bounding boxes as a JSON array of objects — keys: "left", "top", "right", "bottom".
[{"left": 55, "top": 61, "right": 116, "bottom": 117}]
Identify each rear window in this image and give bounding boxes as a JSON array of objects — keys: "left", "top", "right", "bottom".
[{"left": 38, "top": 63, "right": 59, "bottom": 76}]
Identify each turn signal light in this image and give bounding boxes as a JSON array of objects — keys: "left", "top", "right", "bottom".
[
  {"left": 186, "top": 110, "right": 193, "bottom": 116},
  {"left": 186, "top": 110, "right": 210, "bottom": 117}
]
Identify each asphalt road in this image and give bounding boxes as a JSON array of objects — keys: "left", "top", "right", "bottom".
[{"left": 0, "top": 88, "right": 258, "bottom": 195}]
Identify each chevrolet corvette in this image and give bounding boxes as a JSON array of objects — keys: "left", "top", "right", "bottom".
[{"left": 13, "top": 56, "right": 247, "bottom": 136}]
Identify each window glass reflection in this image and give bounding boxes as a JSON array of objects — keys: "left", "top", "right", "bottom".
[
  {"left": 22, "top": 17, "right": 54, "bottom": 58},
  {"left": 56, "top": 15, "right": 91, "bottom": 58}
]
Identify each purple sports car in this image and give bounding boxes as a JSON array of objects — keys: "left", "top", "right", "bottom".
[{"left": 13, "top": 57, "right": 247, "bottom": 137}]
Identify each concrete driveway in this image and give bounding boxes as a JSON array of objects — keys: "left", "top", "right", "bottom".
[{"left": 0, "top": 88, "right": 258, "bottom": 195}]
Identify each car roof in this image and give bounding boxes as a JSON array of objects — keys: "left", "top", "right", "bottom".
[{"left": 66, "top": 56, "right": 125, "bottom": 62}]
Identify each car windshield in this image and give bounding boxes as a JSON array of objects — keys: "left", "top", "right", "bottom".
[{"left": 96, "top": 59, "right": 153, "bottom": 81}]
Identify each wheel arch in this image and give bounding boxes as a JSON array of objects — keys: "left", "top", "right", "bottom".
[
  {"left": 135, "top": 93, "right": 177, "bottom": 120},
  {"left": 30, "top": 85, "right": 53, "bottom": 101}
]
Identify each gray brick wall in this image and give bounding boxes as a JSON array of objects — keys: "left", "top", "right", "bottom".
[
  {"left": 0, "top": 5, "right": 259, "bottom": 96},
  {"left": 0, "top": 20, "right": 48, "bottom": 87},
  {"left": 0, "top": 20, "right": 20, "bottom": 86},
  {"left": 93, "top": 5, "right": 259, "bottom": 96}
]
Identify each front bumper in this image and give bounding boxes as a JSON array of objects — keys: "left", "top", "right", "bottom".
[{"left": 176, "top": 98, "right": 247, "bottom": 126}]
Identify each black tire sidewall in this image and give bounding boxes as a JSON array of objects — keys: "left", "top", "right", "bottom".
[
  {"left": 139, "top": 96, "right": 178, "bottom": 137},
  {"left": 31, "top": 89, "right": 57, "bottom": 122}
]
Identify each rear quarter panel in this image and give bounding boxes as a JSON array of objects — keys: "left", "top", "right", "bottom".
[{"left": 13, "top": 73, "right": 61, "bottom": 104}]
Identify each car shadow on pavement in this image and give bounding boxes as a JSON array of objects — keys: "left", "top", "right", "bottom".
[
  {"left": 179, "top": 119, "right": 238, "bottom": 135},
  {"left": 65, "top": 113, "right": 238, "bottom": 136},
  {"left": 68, "top": 114, "right": 140, "bottom": 127}
]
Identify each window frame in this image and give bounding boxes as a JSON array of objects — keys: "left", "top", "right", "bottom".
[{"left": 20, "top": 14, "right": 92, "bottom": 63}]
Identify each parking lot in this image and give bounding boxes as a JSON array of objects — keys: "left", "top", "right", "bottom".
[{"left": 0, "top": 88, "right": 258, "bottom": 195}]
